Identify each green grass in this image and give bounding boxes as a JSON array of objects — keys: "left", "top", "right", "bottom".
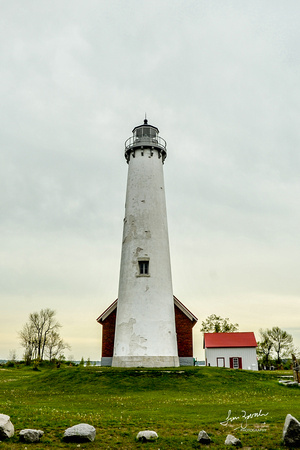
[{"left": 0, "top": 365, "right": 299, "bottom": 449}]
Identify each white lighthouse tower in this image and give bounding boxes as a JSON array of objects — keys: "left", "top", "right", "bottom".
[{"left": 112, "top": 119, "right": 179, "bottom": 368}]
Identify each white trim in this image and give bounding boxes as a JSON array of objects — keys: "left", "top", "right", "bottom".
[
  {"left": 97, "top": 299, "right": 117, "bottom": 322},
  {"left": 98, "top": 296, "right": 198, "bottom": 324},
  {"left": 173, "top": 296, "right": 198, "bottom": 322}
]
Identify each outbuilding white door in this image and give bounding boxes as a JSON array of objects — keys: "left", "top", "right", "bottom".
[{"left": 217, "top": 357, "right": 225, "bottom": 367}]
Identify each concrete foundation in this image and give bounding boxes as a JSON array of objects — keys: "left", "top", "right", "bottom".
[
  {"left": 101, "top": 357, "right": 113, "bottom": 367},
  {"left": 112, "top": 355, "right": 179, "bottom": 368},
  {"left": 179, "top": 357, "right": 194, "bottom": 366}
]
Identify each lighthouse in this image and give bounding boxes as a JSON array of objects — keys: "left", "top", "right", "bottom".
[{"left": 112, "top": 119, "right": 179, "bottom": 367}]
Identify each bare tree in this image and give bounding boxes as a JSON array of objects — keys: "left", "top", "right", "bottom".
[
  {"left": 44, "top": 330, "right": 70, "bottom": 361},
  {"left": 268, "top": 326, "right": 293, "bottom": 364},
  {"left": 30, "top": 309, "right": 60, "bottom": 360},
  {"left": 200, "top": 314, "right": 239, "bottom": 333},
  {"left": 19, "top": 309, "right": 70, "bottom": 362},
  {"left": 19, "top": 322, "right": 36, "bottom": 363},
  {"left": 257, "top": 329, "right": 274, "bottom": 367},
  {"left": 8, "top": 349, "right": 17, "bottom": 362}
]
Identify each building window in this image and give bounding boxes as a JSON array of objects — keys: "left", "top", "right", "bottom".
[
  {"left": 230, "top": 357, "right": 242, "bottom": 369},
  {"left": 138, "top": 260, "right": 149, "bottom": 275},
  {"left": 233, "top": 358, "right": 239, "bottom": 369}
]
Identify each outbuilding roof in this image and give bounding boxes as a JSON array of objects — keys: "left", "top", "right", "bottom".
[{"left": 204, "top": 332, "right": 257, "bottom": 348}]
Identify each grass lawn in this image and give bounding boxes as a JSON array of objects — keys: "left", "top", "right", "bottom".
[{"left": 0, "top": 365, "right": 299, "bottom": 449}]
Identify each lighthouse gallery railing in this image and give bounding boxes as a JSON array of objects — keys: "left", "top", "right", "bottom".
[{"left": 124, "top": 135, "right": 167, "bottom": 152}]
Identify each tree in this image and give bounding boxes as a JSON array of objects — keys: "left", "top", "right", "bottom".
[
  {"left": 257, "top": 327, "right": 294, "bottom": 366},
  {"left": 268, "top": 326, "right": 293, "bottom": 364},
  {"left": 44, "top": 330, "right": 71, "bottom": 361},
  {"left": 200, "top": 314, "right": 239, "bottom": 333},
  {"left": 19, "top": 322, "right": 36, "bottom": 364},
  {"left": 19, "top": 309, "right": 70, "bottom": 362},
  {"left": 8, "top": 349, "right": 17, "bottom": 362},
  {"left": 257, "top": 329, "right": 274, "bottom": 367}
]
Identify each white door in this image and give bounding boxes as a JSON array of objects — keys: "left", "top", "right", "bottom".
[{"left": 217, "top": 357, "right": 225, "bottom": 367}]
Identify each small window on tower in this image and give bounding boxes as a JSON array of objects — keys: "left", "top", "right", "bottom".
[{"left": 138, "top": 260, "right": 149, "bottom": 275}]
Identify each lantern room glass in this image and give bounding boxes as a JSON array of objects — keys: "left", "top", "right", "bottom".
[{"left": 134, "top": 126, "right": 158, "bottom": 140}]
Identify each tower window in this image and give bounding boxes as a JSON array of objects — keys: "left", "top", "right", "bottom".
[{"left": 138, "top": 260, "right": 149, "bottom": 275}]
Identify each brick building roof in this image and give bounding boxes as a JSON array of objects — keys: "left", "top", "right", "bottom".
[{"left": 97, "top": 296, "right": 197, "bottom": 324}]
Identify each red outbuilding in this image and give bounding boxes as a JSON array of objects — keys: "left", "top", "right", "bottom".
[{"left": 204, "top": 332, "right": 258, "bottom": 370}]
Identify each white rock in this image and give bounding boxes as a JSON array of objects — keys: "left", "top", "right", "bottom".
[
  {"left": 0, "top": 414, "right": 14, "bottom": 439},
  {"left": 137, "top": 430, "right": 158, "bottom": 441},
  {"left": 282, "top": 414, "right": 300, "bottom": 447},
  {"left": 63, "top": 423, "right": 96, "bottom": 442},
  {"left": 197, "top": 430, "right": 211, "bottom": 444},
  {"left": 225, "top": 434, "right": 242, "bottom": 446},
  {"left": 19, "top": 429, "right": 44, "bottom": 443}
]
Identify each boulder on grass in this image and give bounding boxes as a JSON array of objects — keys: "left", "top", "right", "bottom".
[
  {"left": 136, "top": 430, "right": 158, "bottom": 442},
  {"left": 63, "top": 424, "right": 96, "bottom": 443},
  {"left": 282, "top": 414, "right": 300, "bottom": 447},
  {"left": 19, "top": 429, "right": 44, "bottom": 443},
  {"left": 197, "top": 430, "right": 211, "bottom": 444},
  {"left": 0, "top": 414, "right": 14, "bottom": 439},
  {"left": 225, "top": 434, "right": 242, "bottom": 447}
]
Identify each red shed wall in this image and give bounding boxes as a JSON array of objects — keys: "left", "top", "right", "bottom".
[
  {"left": 174, "top": 305, "right": 194, "bottom": 357},
  {"left": 101, "top": 309, "right": 116, "bottom": 357}
]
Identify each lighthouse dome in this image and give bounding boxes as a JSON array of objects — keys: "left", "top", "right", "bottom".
[{"left": 124, "top": 119, "right": 167, "bottom": 163}]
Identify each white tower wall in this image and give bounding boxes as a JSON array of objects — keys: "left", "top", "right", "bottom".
[{"left": 112, "top": 123, "right": 179, "bottom": 368}]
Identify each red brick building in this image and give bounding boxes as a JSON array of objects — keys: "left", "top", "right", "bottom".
[{"left": 97, "top": 296, "right": 198, "bottom": 366}]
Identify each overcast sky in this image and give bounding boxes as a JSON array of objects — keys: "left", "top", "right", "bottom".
[{"left": 1, "top": 1, "right": 299, "bottom": 361}]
